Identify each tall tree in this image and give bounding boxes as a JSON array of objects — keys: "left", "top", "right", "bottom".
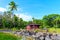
[
  {"left": 0, "top": 15, "right": 3, "bottom": 28},
  {"left": 52, "top": 16, "right": 60, "bottom": 28},
  {"left": 9, "top": 1, "right": 17, "bottom": 11},
  {"left": 13, "top": 15, "right": 19, "bottom": 28},
  {"left": 43, "top": 14, "right": 59, "bottom": 28},
  {"left": 8, "top": 1, "right": 18, "bottom": 28}
]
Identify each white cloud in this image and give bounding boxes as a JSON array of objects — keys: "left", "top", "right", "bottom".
[
  {"left": 0, "top": 7, "right": 7, "bottom": 12},
  {"left": 0, "top": 7, "right": 32, "bottom": 21},
  {"left": 17, "top": 8, "right": 23, "bottom": 12},
  {"left": 15, "top": 13, "right": 32, "bottom": 21},
  {"left": 14, "top": 7, "right": 33, "bottom": 21}
]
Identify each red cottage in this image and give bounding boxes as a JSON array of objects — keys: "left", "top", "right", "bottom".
[{"left": 26, "top": 23, "right": 40, "bottom": 30}]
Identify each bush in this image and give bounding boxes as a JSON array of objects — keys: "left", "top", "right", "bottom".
[{"left": 11, "top": 27, "right": 18, "bottom": 31}]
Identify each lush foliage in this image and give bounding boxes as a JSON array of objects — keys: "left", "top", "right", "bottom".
[{"left": 0, "top": 1, "right": 60, "bottom": 29}]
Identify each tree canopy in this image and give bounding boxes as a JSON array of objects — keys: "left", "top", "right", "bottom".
[{"left": 0, "top": 1, "right": 60, "bottom": 29}]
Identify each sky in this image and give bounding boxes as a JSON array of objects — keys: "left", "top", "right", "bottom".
[{"left": 0, "top": 0, "right": 60, "bottom": 21}]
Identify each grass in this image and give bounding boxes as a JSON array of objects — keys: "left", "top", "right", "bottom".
[
  {"left": 49, "top": 28, "right": 60, "bottom": 34},
  {"left": 34, "top": 28, "right": 60, "bottom": 34},
  {"left": 0, "top": 32, "right": 22, "bottom": 40},
  {"left": 0, "top": 32, "right": 34, "bottom": 40}
]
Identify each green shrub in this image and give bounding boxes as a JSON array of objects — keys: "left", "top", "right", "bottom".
[{"left": 11, "top": 27, "right": 18, "bottom": 31}]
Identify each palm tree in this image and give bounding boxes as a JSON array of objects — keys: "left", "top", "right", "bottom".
[
  {"left": 9, "top": 1, "right": 17, "bottom": 28},
  {"left": 9, "top": 1, "right": 17, "bottom": 12},
  {"left": 8, "top": 1, "right": 17, "bottom": 18}
]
